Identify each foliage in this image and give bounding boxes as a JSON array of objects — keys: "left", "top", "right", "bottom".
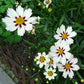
[
  {"left": 0, "top": 0, "right": 22, "bottom": 44},
  {"left": 0, "top": 0, "right": 84, "bottom": 84}
]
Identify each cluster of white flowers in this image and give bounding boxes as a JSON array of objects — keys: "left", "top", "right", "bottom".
[
  {"left": 35, "top": 24, "right": 80, "bottom": 80},
  {"left": 2, "top": 5, "right": 40, "bottom": 36}
]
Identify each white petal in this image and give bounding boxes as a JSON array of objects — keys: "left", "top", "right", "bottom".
[
  {"left": 42, "top": 52, "right": 46, "bottom": 56},
  {"left": 23, "top": 8, "right": 32, "bottom": 19},
  {"left": 56, "top": 28, "right": 60, "bottom": 35},
  {"left": 64, "top": 44, "right": 70, "bottom": 51},
  {"left": 54, "top": 35, "right": 60, "bottom": 39},
  {"left": 58, "top": 64, "right": 64, "bottom": 72},
  {"left": 28, "top": 17, "right": 36, "bottom": 23},
  {"left": 50, "top": 46, "right": 56, "bottom": 52},
  {"left": 65, "top": 52, "right": 72, "bottom": 59},
  {"left": 70, "top": 58, "right": 78, "bottom": 64},
  {"left": 17, "top": 26, "right": 25, "bottom": 36},
  {"left": 69, "top": 31, "right": 77, "bottom": 37},
  {"left": 7, "top": 8, "right": 18, "bottom": 18},
  {"left": 16, "top": 5, "right": 24, "bottom": 17},
  {"left": 68, "top": 70, "right": 74, "bottom": 79},
  {"left": 60, "top": 57, "right": 66, "bottom": 65},
  {"left": 38, "top": 53, "right": 41, "bottom": 56},
  {"left": 25, "top": 23, "right": 33, "bottom": 31},
  {"left": 66, "top": 38, "right": 74, "bottom": 45},
  {"left": 2, "top": 17, "right": 14, "bottom": 25},
  {"left": 60, "top": 24, "right": 65, "bottom": 33},
  {"left": 72, "top": 65, "right": 80, "bottom": 71},
  {"left": 66, "top": 26, "right": 72, "bottom": 34},
  {"left": 39, "top": 64, "right": 43, "bottom": 68},
  {"left": 62, "top": 70, "right": 68, "bottom": 78},
  {"left": 5, "top": 25, "right": 17, "bottom": 32}
]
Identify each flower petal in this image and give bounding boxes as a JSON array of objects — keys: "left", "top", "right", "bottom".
[
  {"left": 17, "top": 26, "right": 25, "bottom": 36},
  {"left": 5, "top": 26, "right": 17, "bottom": 32},
  {"left": 23, "top": 8, "right": 32, "bottom": 19},
  {"left": 54, "top": 34, "right": 60, "bottom": 39},
  {"left": 7, "top": 8, "right": 18, "bottom": 18},
  {"left": 66, "top": 26, "right": 72, "bottom": 34},
  {"left": 62, "top": 70, "right": 68, "bottom": 78},
  {"left": 28, "top": 17, "right": 36, "bottom": 23},
  {"left": 25, "top": 23, "right": 33, "bottom": 31},
  {"left": 68, "top": 70, "right": 74, "bottom": 79},
  {"left": 60, "top": 24, "right": 65, "bottom": 33},
  {"left": 69, "top": 31, "right": 77, "bottom": 38},
  {"left": 70, "top": 58, "right": 78, "bottom": 64},
  {"left": 72, "top": 65, "right": 80, "bottom": 71},
  {"left": 16, "top": 5, "right": 24, "bottom": 17}
]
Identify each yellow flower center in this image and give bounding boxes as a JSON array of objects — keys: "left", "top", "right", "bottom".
[
  {"left": 62, "top": 33, "right": 68, "bottom": 39},
  {"left": 48, "top": 71, "right": 53, "bottom": 76},
  {"left": 46, "top": 0, "right": 50, "bottom": 4},
  {"left": 39, "top": 56, "right": 45, "bottom": 63},
  {"left": 65, "top": 63, "right": 71, "bottom": 69},
  {"left": 36, "top": 18, "right": 39, "bottom": 22},
  {"left": 16, "top": 17, "right": 24, "bottom": 25},
  {"left": 58, "top": 49, "right": 64, "bottom": 55},
  {"left": 49, "top": 58, "right": 53, "bottom": 64}
]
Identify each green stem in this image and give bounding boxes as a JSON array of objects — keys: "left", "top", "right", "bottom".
[
  {"left": 76, "top": 71, "right": 82, "bottom": 79},
  {"left": 23, "top": 39, "right": 38, "bottom": 48}
]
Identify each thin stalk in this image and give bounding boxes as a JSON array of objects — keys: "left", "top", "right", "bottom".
[{"left": 23, "top": 39, "right": 38, "bottom": 48}]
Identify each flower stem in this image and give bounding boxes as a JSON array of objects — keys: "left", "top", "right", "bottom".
[
  {"left": 76, "top": 71, "right": 82, "bottom": 79},
  {"left": 23, "top": 39, "right": 38, "bottom": 48}
]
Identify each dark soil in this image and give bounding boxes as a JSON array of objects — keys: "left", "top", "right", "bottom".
[{"left": 5, "top": 34, "right": 38, "bottom": 68}]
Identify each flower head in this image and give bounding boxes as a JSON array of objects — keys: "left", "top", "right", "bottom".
[
  {"left": 44, "top": 67, "right": 57, "bottom": 80},
  {"left": 54, "top": 24, "right": 77, "bottom": 45},
  {"left": 2, "top": 5, "right": 38, "bottom": 36},
  {"left": 45, "top": 55, "right": 57, "bottom": 69},
  {"left": 49, "top": 42, "right": 72, "bottom": 63},
  {"left": 44, "top": 0, "right": 52, "bottom": 8},
  {"left": 35, "top": 52, "right": 50, "bottom": 68},
  {"left": 58, "top": 57, "right": 80, "bottom": 79}
]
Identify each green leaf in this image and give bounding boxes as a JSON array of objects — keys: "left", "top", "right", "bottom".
[
  {"left": 14, "top": 35, "right": 22, "bottom": 43},
  {"left": 2, "top": 31, "right": 11, "bottom": 37},
  {"left": 10, "top": 0, "right": 16, "bottom": 4},
  {"left": 0, "top": 27, "right": 3, "bottom": 35},
  {"left": 22, "top": 0, "right": 31, "bottom": 2}
]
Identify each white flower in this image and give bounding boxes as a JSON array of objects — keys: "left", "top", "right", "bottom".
[
  {"left": 32, "top": 16, "right": 40, "bottom": 24},
  {"left": 35, "top": 52, "right": 50, "bottom": 68},
  {"left": 49, "top": 42, "right": 72, "bottom": 63},
  {"left": 58, "top": 57, "right": 80, "bottom": 79},
  {"left": 54, "top": 24, "right": 77, "bottom": 45},
  {"left": 45, "top": 55, "right": 57, "bottom": 69},
  {"left": 2, "top": 5, "right": 38, "bottom": 36},
  {"left": 44, "top": 0, "right": 52, "bottom": 8},
  {"left": 43, "top": 67, "right": 57, "bottom": 80}
]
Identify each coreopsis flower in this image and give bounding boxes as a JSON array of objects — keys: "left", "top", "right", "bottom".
[
  {"left": 44, "top": 0, "right": 52, "bottom": 8},
  {"left": 45, "top": 55, "right": 57, "bottom": 69},
  {"left": 54, "top": 24, "right": 77, "bottom": 45},
  {"left": 49, "top": 42, "right": 72, "bottom": 63},
  {"left": 35, "top": 52, "right": 50, "bottom": 68},
  {"left": 2, "top": 5, "right": 38, "bottom": 36},
  {"left": 43, "top": 67, "right": 57, "bottom": 80},
  {"left": 32, "top": 16, "right": 40, "bottom": 24},
  {"left": 58, "top": 57, "right": 80, "bottom": 79}
]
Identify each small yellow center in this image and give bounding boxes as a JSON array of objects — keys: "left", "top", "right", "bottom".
[
  {"left": 39, "top": 56, "right": 45, "bottom": 63},
  {"left": 46, "top": 1, "right": 50, "bottom": 4},
  {"left": 49, "top": 58, "right": 53, "bottom": 64},
  {"left": 62, "top": 33, "right": 68, "bottom": 39},
  {"left": 16, "top": 17, "right": 24, "bottom": 25},
  {"left": 36, "top": 18, "right": 39, "bottom": 22},
  {"left": 58, "top": 49, "right": 64, "bottom": 55},
  {"left": 65, "top": 63, "right": 71, "bottom": 69},
  {"left": 48, "top": 71, "right": 53, "bottom": 76}
]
